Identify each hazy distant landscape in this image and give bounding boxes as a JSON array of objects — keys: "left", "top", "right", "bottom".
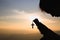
[
  {"left": 0, "top": 29, "right": 40, "bottom": 40},
  {"left": 0, "top": 33, "right": 40, "bottom": 40},
  {"left": 0, "top": 29, "right": 60, "bottom": 40}
]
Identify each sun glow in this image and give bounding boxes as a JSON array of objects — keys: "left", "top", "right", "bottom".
[
  {"left": 28, "top": 14, "right": 42, "bottom": 22},
  {"left": 29, "top": 16, "right": 39, "bottom": 21}
]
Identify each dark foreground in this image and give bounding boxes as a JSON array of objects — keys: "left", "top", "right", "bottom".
[
  {"left": 0, "top": 31, "right": 60, "bottom": 40},
  {"left": 0, "top": 33, "right": 40, "bottom": 40}
]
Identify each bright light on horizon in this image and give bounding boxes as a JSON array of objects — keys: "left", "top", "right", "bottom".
[{"left": 28, "top": 14, "right": 42, "bottom": 23}]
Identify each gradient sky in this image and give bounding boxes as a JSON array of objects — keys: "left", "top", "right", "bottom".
[
  {"left": 0, "top": 0, "right": 60, "bottom": 34},
  {"left": 0, "top": 0, "right": 39, "bottom": 14}
]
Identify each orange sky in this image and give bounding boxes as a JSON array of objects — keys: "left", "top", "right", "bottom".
[
  {"left": 0, "top": 10, "right": 60, "bottom": 34},
  {"left": 0, "top": 0, "right": 60, "bottom": 34}
]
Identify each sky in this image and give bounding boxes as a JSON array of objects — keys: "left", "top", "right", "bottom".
[{"left": 0, "top": 0, "right": 60, "bottom": 34}]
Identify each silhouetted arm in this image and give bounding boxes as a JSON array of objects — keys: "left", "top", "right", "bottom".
[{"left": 33, "top": 18, "right": 57, "bottom": 35}]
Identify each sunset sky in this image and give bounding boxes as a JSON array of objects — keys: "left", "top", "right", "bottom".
[{"left": 0, "top": 0, "right": 60, "bottom": 34}]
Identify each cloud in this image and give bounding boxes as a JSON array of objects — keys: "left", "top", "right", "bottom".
[
  {"left": 0, "top": 9, "right": 41, "bottom": 23},
  {"left": 40, "top": 11, "right": 60, "bottom": 21},
  {"left": 12, "top": 9, "right": 27, "bottom": 15},
  {"left": 0, "top": 9, "right": 60, "bottom": 24}
]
